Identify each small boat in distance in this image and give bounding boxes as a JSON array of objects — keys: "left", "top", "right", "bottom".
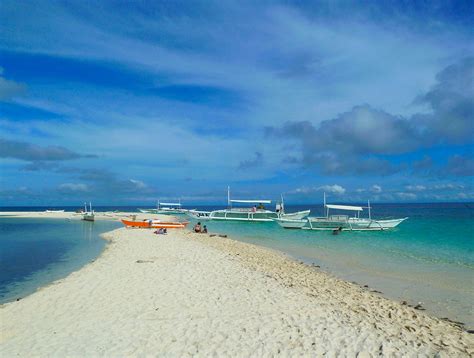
[
  {"left": 121, "top": 219, "right": 189, "bottom": 229},
  {"left": 45, "top": 209, "right": 65, "bottom": 213},
  {"left": 82, "top": 202, "right": 95, "bottom": 222},
  {"left": 185, "top": 187, "right": 310, "bottom": 222},
  {"left": 138, "top": 200, "right": 185, "bottom": 215},
  {"left": 274, "top": 194, "right": 407, "bottom": 231}
]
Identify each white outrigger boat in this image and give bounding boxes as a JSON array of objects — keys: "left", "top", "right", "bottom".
[
  {"left": 186, "top": 188, "right": 310, "bottom": 222},
  {"left": 82, "top": 202, "right": 95, "bottom": 222},
  {"left": 274, "top": 194, "right": 407, "bottom": 231},
  {"left": 138, "top": 200, "right": 185, "bottom": 215}
]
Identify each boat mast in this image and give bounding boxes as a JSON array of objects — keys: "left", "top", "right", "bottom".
[
  {"left": 323, "top": 192, "right": 328, "bottom": 218},
  {"left": 227, "top": 186, "right": 231, "bottom": 208},
  {"left": 280, "top": 194, "right": 285, "bottom": 214}
]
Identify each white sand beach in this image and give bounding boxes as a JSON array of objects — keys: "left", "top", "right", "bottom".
[{"left": 1, "top": 215, "right": 473, "bottom": 356}]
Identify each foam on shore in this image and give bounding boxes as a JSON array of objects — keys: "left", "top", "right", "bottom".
[{"left": 1, "top": 223, "right": 472, "bottom": 356}]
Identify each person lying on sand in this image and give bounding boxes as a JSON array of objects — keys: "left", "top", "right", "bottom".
[{"left": 193, "top": 222, "right": 202, "bottom": 233}]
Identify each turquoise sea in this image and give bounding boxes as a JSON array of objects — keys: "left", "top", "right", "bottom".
[
  {"left": 0, "top": 217, "right": 121, "bottom": 303},
  {"left": 1, "top": 203, "right": 473, "bottom": 329}
]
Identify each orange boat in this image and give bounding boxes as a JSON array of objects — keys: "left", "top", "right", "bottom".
[{"left": 121, "top": 219, "right": 189, "bottom": 229}]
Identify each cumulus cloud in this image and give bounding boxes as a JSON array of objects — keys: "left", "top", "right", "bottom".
[
  {"left": 289, "top": 184, "right": 346, "bottom": 195},
  {"left": 414, "top": 57, "right": 474, "bottom": 144},
  {"left": 431, "top": 183, "right": 465, "bottom": 191},
  {"left": 58, "top": 183, "right": 89, "bottom": 192},
  {"left": 317, "top": 184, "right": 346, "bottom": 195},
  {"left": 370, "top": 185, "right": 382, "bottom": 193},
  {"left": 0, "top": 138, "right": 97, "bottom": 161},
  {"left": 265, "top": 105, "right": 410, "bottom": 175},
  {"left": 266, "top": 58, "right": 474, "bottom": 175},
  {"left": 405, "top": 185, "right": 426, "bottom": 192}
]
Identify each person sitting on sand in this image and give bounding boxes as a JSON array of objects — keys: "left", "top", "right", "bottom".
[
  {"left": 194, "top": 222, "right": 202, "bottom": 233},
  {"left": 202, "top": 225, "right": 208, "bottom": 234}
]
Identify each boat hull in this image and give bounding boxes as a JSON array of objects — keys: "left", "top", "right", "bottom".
[
  {"left": 208, "top": 210, "right": 277, "bottom": 222},
  {"left": 121, "top": 219, "right": 189, "bottom": 229},
  {"left": 273, "top": 218, "right": 307, "bottom": 229},
  {"left": 276, "top": 217, "right": 408, "bottom": 231},
  {"left": 83, "top": 214, "right": 95, "bottom": 222},
  {"left": 186, "top": 210, "right": 211, "bottom": 220},
  {"left": 305, "top": 217, "right": 408, "bottom": 231},
  {"left": 138, "top": 208, "right": 185, "bottom": 215},
  {"left": 189, "top": 209, "right": 311, "bottom": 223},
  {"left": 352, "top": 217, "right": 408, "bottom": 229},
  {"left": 279, "top": 210, "right": 310, "bottom": 220}
]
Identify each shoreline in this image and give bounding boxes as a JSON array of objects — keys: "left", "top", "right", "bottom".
[{"left": 1, "top": 216, "right": 472, "bottom": 356}]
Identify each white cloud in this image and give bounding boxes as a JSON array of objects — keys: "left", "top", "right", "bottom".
[
  {"left": 289, "top": 184, "right": 346, "bottom": 195},
  {"left": 396, "top": 192, "right": 417, "bottom": 200},
  {"left": 58, "top": 183, "right": 89, "bottom": 192},
  {"left": 370, "top": 185, "right": 382, "bottom": 193},
  {"left": 129, "top": 179, "right": 147, "bottom": 189},
  {"left": 317, "top": 184, "right": 346, "bottom": 195},
  {"left": 455, "top": 192, "right": 474, "bottom": 200},
  {"left": 405, "top": 184, "right": 426, "bottom": 192},
  {"left": 432, "top": 183, "right": 464, "bottom": 190}
]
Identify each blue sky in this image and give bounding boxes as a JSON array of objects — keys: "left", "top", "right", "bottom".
[{"left": 0, "top": 0, "right": 473, "bottom": 205}]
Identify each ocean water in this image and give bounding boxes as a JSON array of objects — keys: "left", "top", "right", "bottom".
[
  {"left": 1, "top": 204, "right": 472, "bottom": 328},
  {"left": 0, "top": 217, "right": 121, "bottom": 303},
  {"left": 188, "top": 203, "right": 474, "bottom": 328}
]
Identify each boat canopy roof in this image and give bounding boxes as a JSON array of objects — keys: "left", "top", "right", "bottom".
[
  {"left": 230, "top": 199, "right": 272, "bottom": 204},
  {"left": 326, "top": 204, "right": 363, "bottom": 211},
  {"left": 160, "top": 202, "right": 181, "bottom": 206}
]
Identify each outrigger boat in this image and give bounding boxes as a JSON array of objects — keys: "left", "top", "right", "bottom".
[
  {"left": 185, "top": 187, "right": 310, "bottom": 222},
  {"left": 121, "top": 219, "right": 189, "bottom": 229},
  {"left": 138, "top": 200, "right": 185, "bottom": 215},
  {"left": 82, "top": 202, "right": 95, "bottom": 222},
  {"left": 45, "top": 209, "right": 65, "bottom": 213},
  {"left": 274, "top": 194, "right": 407, "bottom": 231}
]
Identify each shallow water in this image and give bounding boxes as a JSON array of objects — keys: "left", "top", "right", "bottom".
[
  {"left": 1, "top": 204, "right": 472, "bottom": 328},
  {"left": 0, "top": 217, "right": 121, "bottom": 303}
]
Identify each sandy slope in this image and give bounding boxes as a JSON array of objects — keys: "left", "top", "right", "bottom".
[{"left": 1, "top": 225, "right": 472, "bottom": 356}]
